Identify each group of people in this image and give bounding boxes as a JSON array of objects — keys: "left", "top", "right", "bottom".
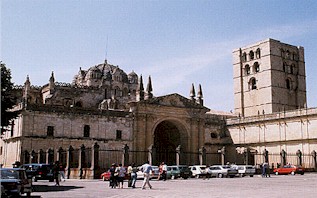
[
  {"left": 108, "top": 161, "right": 154, "bottom": 190},
  {"left": 109, "top": 163, "right": 138, "bottom": 189},
  {"left": 157, "top": 162, "right": 167, "bottom": 181},
  {"left": 261, "top": 162, "right": 271, "bottom": 177}
]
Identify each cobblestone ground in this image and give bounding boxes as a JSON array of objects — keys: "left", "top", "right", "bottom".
[{"left": 27, "top": 173, "right": 317, "bottom": 198}]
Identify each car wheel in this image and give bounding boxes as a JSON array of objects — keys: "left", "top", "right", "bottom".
[
  {"left": 291, "top": 171, "right": 295, "bottom": 175},
  {"left": 218, "top": 173, "right": 223, "bottom": 178},
  {"left": 250, "top": 175, "right": 254, "bottom": 177}
]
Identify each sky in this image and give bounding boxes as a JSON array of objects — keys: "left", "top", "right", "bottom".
[{"left": 1, "top": 0, "right": 317, "bottom": 112}]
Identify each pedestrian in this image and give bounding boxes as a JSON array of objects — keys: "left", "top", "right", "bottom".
[
  {"left": 161, "top": 162, "right": 167, "bottom": 181},
  {"left": 109, "top": 163, "right": 117, "bottom": 188},
  {"left": 261, "top": 162, "right": 267, "bottom": 177},
  {"left": 141, "top": 161, "right": 153, "bottom": 190},
  {"left": 131, "top": 163, "right": 138, "bottom": 188},
  {"left": 127, "top": 163, "right": 133, "bottom": 187},
  {"left": 266, "top": 163, "right": 271, "bottom": 177},
  {"left": 157, "top": 162, "right": 163, "bottom": 180},
  {"left": 59, "top": 163, "right": 66, "bottom": 182},
  {"left": 53, "top": 161, "right": 60, "bottom": 186},
  {"left": 116, "top": 163, "right": 126, "bottom": 188}
]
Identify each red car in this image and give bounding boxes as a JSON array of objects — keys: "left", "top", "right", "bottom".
[{"left": 273, "top": 165, "right": 305, "bottom": 175}]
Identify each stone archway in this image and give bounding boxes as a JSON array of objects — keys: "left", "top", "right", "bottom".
[{"left": 154, "top": 120, "right": 182, "bottom": 165}]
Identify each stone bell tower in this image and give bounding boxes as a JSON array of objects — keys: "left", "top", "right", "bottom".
[{"left": 233, "top": 38, "right": 307, "bottom": 117}]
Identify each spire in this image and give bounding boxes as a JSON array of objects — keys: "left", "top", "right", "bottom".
[
  {"left": 24, "top": 75, "right": 31, "bottom": 96},
  {"left": 190, "top": 83, "right": 195, "bottom": 101},
  {"left": 197, "top": 84, "right": 203, "bottom": 105},
  {"left": 145, "top": 75, "right": 153, "bottom": 100},
  {"left": 136, "top": 75, "right": 144, "bottom": 101},
  {"left": 49, "top": 71, "right": 55, "bottom": 92}
]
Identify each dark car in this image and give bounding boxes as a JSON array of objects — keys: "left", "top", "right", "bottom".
[
  {"left": 0, "top": 168, "right": 32, "bottom": 197},
  {"left": 176, "top": 165, "right": 192, "bottom": 179},
  {"left": 21, "top": 163, "right": 54, "bottom": 182}
]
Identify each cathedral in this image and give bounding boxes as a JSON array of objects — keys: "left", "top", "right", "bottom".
[{"left": 1, "top": 38, "right": 316, "bottom": 178}]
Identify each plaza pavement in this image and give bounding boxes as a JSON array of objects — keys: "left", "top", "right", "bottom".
[{"left": 28, "top": 173, "right": 317, "bottom": 198}]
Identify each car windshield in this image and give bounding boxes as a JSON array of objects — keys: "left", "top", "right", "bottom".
[{"left": 1, "top": 169, "right": 19, "bottom": 179}]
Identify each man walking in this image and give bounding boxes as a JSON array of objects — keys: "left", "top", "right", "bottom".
[{"left": 141, "top": 161, "right": 153, "bottom": 190}]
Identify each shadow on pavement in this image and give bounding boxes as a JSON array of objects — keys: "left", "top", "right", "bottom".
[{"left": 33, "top": 184, "right": 84, "bottom": 192}]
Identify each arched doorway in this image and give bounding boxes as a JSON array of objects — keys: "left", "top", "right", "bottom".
[{"left": 154, "top": 120, "right": 181, "bottom": 165}]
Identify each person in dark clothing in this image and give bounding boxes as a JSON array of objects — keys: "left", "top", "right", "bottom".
[
  {"left": 109, "top": 163, "right": 117, "bottom": 188},
  {"left": 53, "top": 161, "right": 60, "bottom": 186}
]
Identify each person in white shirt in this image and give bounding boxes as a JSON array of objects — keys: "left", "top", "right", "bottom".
[{"left": 141, "top": 161, "right": 153, "bottom": 190}]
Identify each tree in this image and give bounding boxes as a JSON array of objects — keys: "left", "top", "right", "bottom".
[{"left": 1, "top": 62, "right": 18, "bottom": 134}]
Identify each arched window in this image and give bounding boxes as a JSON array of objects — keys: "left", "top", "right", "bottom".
[
  {"left": 256, "top": 48, "right": 261, "bottom": 59},
  {"left": 249, "top": 51, "right": 254, "bottom": 60},
  {"left": 249, "top": 78, "right": 257, "bottom": 90},
  {"left": 254, "top": 62, "right": 260, "bottom": 73},
  {"left": 242, "top": 52, "right": 247, "bottom": 62},
  {"left": 245, "top": 64, "right": 250, "bottom": 75}
]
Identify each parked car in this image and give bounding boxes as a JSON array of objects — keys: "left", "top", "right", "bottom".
[
  {"left": 166, "top": 166, "right": 181, "bottom": 179},
  {"left": 177, "top": 165, "right": 192, "bottom": 179},
  {"left": 21, "top": 163, "right": 54, "bottom": 182},
  {"left": 235, "top": 165, "right": 256, "bottom": 177},
  {"left": 0, "top": 168, "right": 32, "bottom": 197},
  {"left": 208, "top": 165, "right": 238, "bottom": 178},
  {"left": 136, "top": 165, "right": 159, "bottom": 180},
  {"left": 189, "top": 165, "right": 207, "bottom": 178},
  {"left": 273, "top": 165, "right": 305, "bottom": 175}
]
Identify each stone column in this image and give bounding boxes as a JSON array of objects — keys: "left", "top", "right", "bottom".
[
  {"left": 91, "top": 143, "right": 100, "bottom": 170},
  {"left": 296, "top": 149, "right": 302, "bottom": 166},
  {"left": 280, "top": 149, "right": 287, "bottom": 166},
  {"left": 263, "top": 149, "right": 269, "bottom": 163},
  {"left": 66, "top": 146, "right": 73, "bottom": 179},
  {"left": 122, "top": 144, "right": 129, "bottom": 166},
  {"left": 78, "top": 144, "right": 85, "bottom": 179},
  {"left": 199, "top": 146, "right": 206, "bottom": 165},
  {"left": 148, "top": 144, "right": 155, "bottom": 165},
  {"left": 218, "top": 146, "right": 226, "bottom": 165},
  {"left": 311, "top": 150, "right": 317, "bottom": 171},
  {"left": 176, "top": 145, "right": 181, "bottom": 166}
]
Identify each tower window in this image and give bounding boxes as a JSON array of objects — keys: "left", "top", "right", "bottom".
[
  {"left": 249, "top": 51, "right": 254, "bottom": 60},
  {"left": 116, "top": 130, "right": 122, "bottom": 140},
  {"left": 242, "top": 52, "right": 247, "bottom": 62},
  {"left": 256, "top": 48, "right": 261, "bottom": 59},
  {"left": 249, "top": 78, "right": 257, "bottom": 90},
  {"left": 47, "top": 126, "right": 54, "bottom": 137},
  {"left": 245, "top": 65, "right": 250, "bottom": 75},
  {"left": 254, "top": 62, "right": 260, "bottom": 73},
  {"left": 84, "top": 125, "right": 90, "bottom": 137}
]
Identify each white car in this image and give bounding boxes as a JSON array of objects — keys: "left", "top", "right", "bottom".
[
  {"left": 136, "top": 165, "right": 159, "bottom": 179},
  {"left": 189, "top": 165, "right": 207, "bottom": 178},
  {"left": 236, "top": 165, "right": 255, "bottom": 177},
  {"left": 207, "top": 165, "right": 238, "bottom": 178}
]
